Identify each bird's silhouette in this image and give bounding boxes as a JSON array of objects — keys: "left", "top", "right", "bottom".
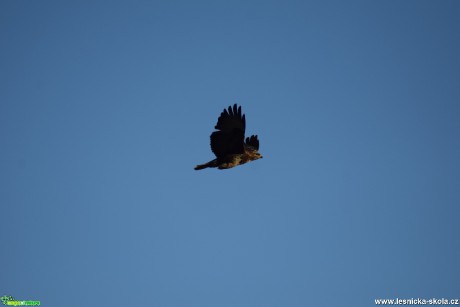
[{"left": 195, "top": 104, "right": 262, "bottom": 170}]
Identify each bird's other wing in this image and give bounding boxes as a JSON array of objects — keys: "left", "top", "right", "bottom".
[
  {"left": 210, "top": 104, "right": 246, "bottom": 157},
  {"left": 245, "top": 135, "right": 259, "bottom": 151}
]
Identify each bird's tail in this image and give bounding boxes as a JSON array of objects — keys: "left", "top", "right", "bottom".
[
  {"left": 194, "top": 160, "right": 216, "bottom": 170},
  {"left": 194, "top": 163, "right": 209, "bottom": 170}
]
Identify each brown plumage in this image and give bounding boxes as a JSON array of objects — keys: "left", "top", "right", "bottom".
[{"left": 195, "top": 104, "right": 263, "bottom": 170}]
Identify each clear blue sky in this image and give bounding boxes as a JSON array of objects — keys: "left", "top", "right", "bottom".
[{"left": 1, "top": 1, "right": 459, "bottom": 306}]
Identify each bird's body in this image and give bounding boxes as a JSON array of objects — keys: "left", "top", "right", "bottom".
[
  {"left": 195, "top": 104, "right": 262, "bottom": 170},
  {"left": 195, "top": 151, "right": 260, "bottom": 170}
]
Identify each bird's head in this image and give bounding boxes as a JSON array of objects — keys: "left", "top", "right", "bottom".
[{"left": 249, "top": 151, "right": 263, "bottom": 161}]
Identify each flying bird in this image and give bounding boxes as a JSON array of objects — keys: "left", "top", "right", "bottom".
[{"left": 195, "top": 104, "right": 263, "bottom": 170}]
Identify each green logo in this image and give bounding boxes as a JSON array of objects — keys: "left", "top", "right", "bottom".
[
  {"left": 0, "top": 297, "right": 13, "bottom": 305},
  {"left": 1, "top": 295, "right": 40, "bottom": 306}
]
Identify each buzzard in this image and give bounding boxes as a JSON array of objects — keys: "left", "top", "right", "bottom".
[{"left": 195, "top": 104, "right": 263, "bottom": 170}]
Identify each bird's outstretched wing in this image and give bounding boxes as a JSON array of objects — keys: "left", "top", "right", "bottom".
[
  {"left": 210, "top": 104, "right": 246, "bottom": 157},
  {"left": 245, "top": 135, "right": 259, "bottom": 151}
]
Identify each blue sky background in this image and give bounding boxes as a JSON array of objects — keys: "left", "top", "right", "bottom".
[{"left": 1, "top": 1, "right": 459, "bottom": 306}]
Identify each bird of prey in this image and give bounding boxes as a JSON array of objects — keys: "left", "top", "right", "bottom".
[{"left": 195, "top": 104, "right": 263, "bottom": 170}]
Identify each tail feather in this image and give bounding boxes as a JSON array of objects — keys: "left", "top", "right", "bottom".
[
  {"left": 194, "top": 163, "right": 209, "bottom": 170},
  {"left": 194, "top": 159, "right": 217, "bottom": 170}
]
